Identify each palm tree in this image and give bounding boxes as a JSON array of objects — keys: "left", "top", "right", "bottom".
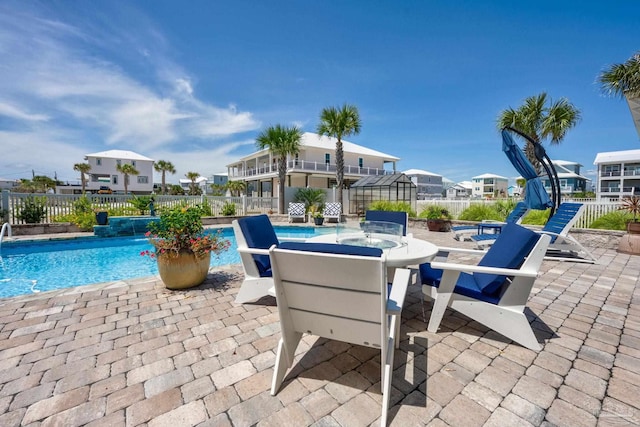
[
  {"left": 153, "top": 160, "right": 176, "bottom": 195},
  {"left": 317, "top": 104, "right": 362, "bottom": 210},
  {"left": 73, "top": 163, "right": 91, "bottom": 194},
  {"left": 497, "top": 93, "right": 581, "bottom": 171},
  {"left": 226, "top": 180, "right": 247, "bottom": 197},
  {"left": 185, "top": 172, "right": 200, "bottom": 195},
  {"left": 116, "top": 163, "right": 139, "bottom": 195},
  {"left": 256, "top": 125, "right": 303, "bottom": 214},
  {"left": 598, "top": 51, "right": 640, "bottom": 99}
]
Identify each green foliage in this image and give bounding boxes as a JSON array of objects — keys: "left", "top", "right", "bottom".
[
  {"left": 73, "top": 196, "right": 93, "bottom": 214},
  {"left": 457, "top": 204, "right": 503, "bottom": 221},
  {"left": 16, "top": 196, "right": 48, "bottom": 223},
  {"left": 0, "top": 209, "right": 8, "bottom": 224},
  {"left": 520, "top": 209, "right": 550, "bottom": 225},
  {"left": 589, "top": 211, "right": 631, "bottom": 231},
  {"left": 294, "top": 188, "right": 326, "bottom": 212},
  {"left": 221, "top": 201, "right": 237, "bottom": 216},
  {"left": 419, "top": 205, "right": 452, "bottom": 220},
  {"left": 572, "top": 191, "right": 596, "bottom": 198},
  {"left": 492, "top": 199, "right": 518, "bottom": 219},
  {"left": 198, "top": 197, "right": 213, "bottom": 216},
  {"left": 129, "top": 195, "right": 152, "bottom": 215},
  {"left": 369, "top": 201, "right": 417, "bottom": 218},
  {"left": 169, "top": 184, "right": 185, "bottom": 195},
  {"left": 54, "top": 212, "right": 97, "bottom": 231}
]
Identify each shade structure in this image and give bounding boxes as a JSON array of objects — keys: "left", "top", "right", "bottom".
[{"left": 501, "top": 129, "right": 553, "bottom": 210}]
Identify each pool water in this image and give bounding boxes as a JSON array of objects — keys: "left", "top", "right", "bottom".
[{"left": 0, "top": 226, "right": 333, "bottom": 299}]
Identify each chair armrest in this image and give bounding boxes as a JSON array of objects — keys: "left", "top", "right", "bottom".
[
  {"left": 237, "top": 247, "right": 271, "bottom": 256},
  {"left": 429, "top": 261, "right": 538, "bottom": 278},
  {"left": 436, "top": 246, "right": 488, "bottom": 256},
  {"left": 386, "top": 268, "right": 411, "bottom": 315}
]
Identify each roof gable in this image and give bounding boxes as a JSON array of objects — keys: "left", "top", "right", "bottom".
[{"left": 85, "top": 150, "right": 154, "bottom": 161}]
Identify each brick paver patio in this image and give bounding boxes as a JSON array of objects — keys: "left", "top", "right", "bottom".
[{"left": 0, "top": 225, "right": 638, "bottom": 426}]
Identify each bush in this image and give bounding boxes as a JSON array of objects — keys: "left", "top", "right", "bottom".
[
  {"left": 128, "top": 196, "right": 152, "bottom": 215},
  {"left": 54, "top": 212, "right": 97, "bottom": 231},
  {"left": 418, "top": 205, "right": 452, "bottom": 220},
  {"left": 457, "top": 204, "right": 503, "bottom": 222},
  {"left": 520, "top": 209, "right": 550, "bottom": 226},
  {"left": 16, "top": 196, "right": 47, "bottom": 224},
  {"left": 589, "top": 211, "right": 631, "bottom": 231},
  {"left": 293, "top": 188, "right": 326, "bottom": 213},
  {"left": 198, "top": 197, "right": 213, "bottom": 216},
  {"left": 74, "top": 196, "right": 93, "bottom": 215},
  {"left": 221, "top": 201, "right": 237, "bottom": 216},
  {"left": 368, "top": 201, "right": 416, "bottom": 218}
]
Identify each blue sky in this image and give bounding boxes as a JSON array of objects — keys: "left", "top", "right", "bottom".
[{"left": 1, "top": 1, "right": 639, "bottom": 186}]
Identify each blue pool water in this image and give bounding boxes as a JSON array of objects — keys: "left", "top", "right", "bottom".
[{"left": 0, "top": 226, "right": 333, "bottom": 299}]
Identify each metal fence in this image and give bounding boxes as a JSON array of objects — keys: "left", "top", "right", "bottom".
[
  {"left": 416, "top": 198, "right": 621, "bottom": 229},
  {"left": 0, "top": 191, "right": 277, "bottom": 225}
]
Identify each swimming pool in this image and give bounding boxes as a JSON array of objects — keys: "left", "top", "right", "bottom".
[{"left": 0, "top": 226, "right": 333, "bottom": 299}]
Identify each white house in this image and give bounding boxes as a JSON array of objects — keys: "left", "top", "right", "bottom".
[
  {"left": 403, "top": 169, "right": 443, "bottom": 199},
  {"left": 593, "top": 149, "right": 640, "bottom": 200},
  {"left": 84, "top": 150, "right": 154, "bottom": 194},
  {"left": 471, "top": 173, "right": 509, "bottom": 198},
  {"left": 179, "top": 176, "right": 209, "bottom": 194},
  {"left": 226, "top": 132, "right": 399, "bottom": 197},
  {"left": 446, "top": 181, "right": 473, "bottom": 199}
]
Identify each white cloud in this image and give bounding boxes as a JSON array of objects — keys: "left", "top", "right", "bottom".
[{"left": 0, "top": 102, "right": 49, "bottom": 121}]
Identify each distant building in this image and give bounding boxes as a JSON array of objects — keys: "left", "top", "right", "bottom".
[
  {"left": 179, "top": 176, "right": 208, "bottom": 194},
  {"left": 593, "top": 149, "right": 640, "bottom": 200},
  {"left": 446, "top": 181, "right": 473, "bottom": 199},
  {"left": 403, "top": 169, "right": 443, "bottom": 199},
  {"left": 209, "top": 172, "right": 228, "bottom": 187},
  {"left": 226, "top": 132, "right": 399, "bottom": 196},
  {"left": 541, "top": 160, "right": 588, "bottom": 195},
  {"left": 471, "top": 174, "right": 508, "bottom": 198},
  {"left": 84, "top": 150, "right": 154, "bottom": 194},
  {"left": 0, "top": 178, "right": 19, "bottom": 191}
]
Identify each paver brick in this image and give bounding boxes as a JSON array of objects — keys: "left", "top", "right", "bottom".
[
  {"left": 21, "top": 386, "right": 89, "bottom": 424},
  {"left": 546, "top": 398, "right": 597, "bottom": 427},
  {"left": 125, "top": 387, "right": 183, "bottom": 426},
  {"left": 144, "top": 366, "right": 194, "bottom": 398},
  {"left": 438, "top": 394, "right": 491, "bottom": 427},
  {"left": 512, "top": 376, "right": 557, "bottom": 409}
]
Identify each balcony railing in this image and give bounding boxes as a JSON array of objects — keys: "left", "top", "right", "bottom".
[
  {"left": 599, "top": 187, "right": 636, "bottom": 193},
  {"left": 228, "top": 160, "right": 393, "bottom": 179},
  {"left": 600, "top": 171, "right": 621, "bottom": 177},
  {"left": 623, "top": 170, "right": 640, "bottom": 176}
]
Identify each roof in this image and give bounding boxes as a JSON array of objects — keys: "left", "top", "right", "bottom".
[
  {"left": 350, "top": 173, "right": 415, "bottom": 188},
  {"left": 554, "top": 160, "right": 583, "bottom": 167},
  {"left": 179, "top": 176, "right": 208, "bottom": 184},
  {"left": 232, "top": 132, "right": 400, "bottom": 163},
  {"left": 472, "top": 173, "right": 508, "bottom": 180},
  {"left": 85, "top": 150, "right": 154, "bottom": 161},
  {"left": 594, "top": 149, "right": 640, "bottom": 164},
  {"left": 403, "top": 169, "right": 441, "bottom": 177}
]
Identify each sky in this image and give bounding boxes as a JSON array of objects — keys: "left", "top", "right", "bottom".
[{"left": 1, "top": 1, "right": 639, "bottom": 186}]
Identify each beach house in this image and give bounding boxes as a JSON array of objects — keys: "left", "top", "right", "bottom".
[
  {"left": 471, "top": 174, "right": 508, "bottom": 198},
  {"left": 84, "top": 150, "right": 154, "bottom": 194},
  {"left": 593, "top": 148, "right": 640, "bottom": 200}
]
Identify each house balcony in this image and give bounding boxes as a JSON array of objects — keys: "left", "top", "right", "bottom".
[
  {"left": 599, "top": 186, "right": 637, "bottom": 194},
  {"left": 228, "top": 160, "right": 394, "bottom": 180},
  {"left": 600, "top": 171, "right": 621, "bottom": 177}
]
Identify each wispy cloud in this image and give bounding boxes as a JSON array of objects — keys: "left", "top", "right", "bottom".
[{"left": 0, "top": 2, "right": 261, "bottom": 180}]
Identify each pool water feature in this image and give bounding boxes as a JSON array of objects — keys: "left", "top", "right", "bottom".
[{"left": 0, "top": 226, "right": 332, "bottom": 299}]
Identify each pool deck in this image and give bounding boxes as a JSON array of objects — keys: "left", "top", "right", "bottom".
[{"left": 0, "top": 223, "right": 638, "bottom": 426}]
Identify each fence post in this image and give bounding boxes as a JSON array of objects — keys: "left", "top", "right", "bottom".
[
  {"left": 1, "top": 190, "right": 9, "bottom": 223},
  {"left": 242, "top": 195, "right": 247, "bottom": 215}
]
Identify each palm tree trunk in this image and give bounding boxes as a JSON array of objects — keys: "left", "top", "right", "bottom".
[
  {"left": 336, "top": 139, "right": 344, "bottom": 208},
  {"left": 162, "top": 172, "right": 166, "bottom": 195},
  {"left": 278, "top": 158, "right": 287, "bottom": 214}
]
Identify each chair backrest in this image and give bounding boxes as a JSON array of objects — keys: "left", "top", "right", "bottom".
[
  {"left": 541, "top": 202, "right": 584, "bottom": 236},
  {"left": 271, "top": 242, "right": 386, "bottom": 347},
  {"left": 235, "top": 215, "right": 279, "bottom": 275},
  {"left": 506, "top": 202, "right": 529, "bottom": 224},
  {"left": 288, "top": 203, "right": 306, "bottom": 217},
  {"left": 365, "top": 210, "right": 408, "bottom": 236},
  {"left": 475, "top": 223, "right": 542, "bottom": 295},
  {"left": 323, "top": 202, "right": 342, "bottom": 217}
]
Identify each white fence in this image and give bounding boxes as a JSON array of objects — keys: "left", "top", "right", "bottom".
[
  {"left": 0, "top": 191, "right": 277, "bottom": 225},
  {"left": 416, "top": 198, "right": 621, "bottom": 229}
]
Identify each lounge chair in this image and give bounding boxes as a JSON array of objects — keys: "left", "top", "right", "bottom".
[
  {"left": 232, "top": 215, "right": 279, "bottom": 303},
  {"left": 471, "top": 202, "right": 595, "bottom": 263},
  {"left": 322, "top": 202, "right": 342, "bottom": 223},
  {"left": 420, "top": 223, "right": 551, "bottom": 350},
  {"left": 365, "top": 210, "right": 409, "bottom": 236},
  {"left": 288, "top": 202, "right": 306, "bottom": 223},
  {"left": 269, "top": 242, "right": 411, "bottom": 426},
  {"left": 452, "top": 201, "right": 529, "bottom": 241}
]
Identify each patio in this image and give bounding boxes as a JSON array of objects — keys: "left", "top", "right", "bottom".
[{"left": 0, "top": 225, "right": 638, "bottom": 426}]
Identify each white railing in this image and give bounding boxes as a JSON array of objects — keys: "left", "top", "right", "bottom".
[{"left": 229, "top": 161, "right": 392, "bottom": 179}]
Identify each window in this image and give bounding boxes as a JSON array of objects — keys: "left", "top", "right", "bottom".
[
  {"left": 137, "top": 176, "right": 148, "bottom": 184},
  {"left": 116, "top": 159, "right": 121, "bottom": 166},
  {"left": 131, "top": 160, "right": 136, "bottom": 167},
  {"left": 112, "top": 175, "right": 118, "bottom": 184},
  {"left": 358, "top": 158, "right": 363, "bottom": 168},
  {"left": 325, "top": 153, "right": 330, "bottom": 164},
  {"left": 294, "top": 153, "right": 299, "bottom": 165},
  {"left": 96, "top": 158, "right": 102, "bottom": 166}
]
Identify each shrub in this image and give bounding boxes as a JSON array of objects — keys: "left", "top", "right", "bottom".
[
  {"left": 419, "top": 205, "right": 452, "bottom": 220},
  {"left": 74, "top": 196, "right": 93, "bottom": 215},
  {"left": 589, "top": 211, "right": 631, "bottom": 231},
  {"left": 198, "top": 197, "right": 213, "bottom": 216},
  {"left": 457, "top": 204, "right": 503, "bottom": 222},
  {"left": 54, "top": 212, "right": 97, "bottom": 231},
  {"left": 520, "top": 209, "right": 549, "bottom": 226},
  {"left": 369, "top": 201, "right": 416, "bottom": 218},
  {"left": 16, "top": 196, "right": 47, "bottom": 224},
  {"left": 129, "top": 195, "right": 152, "bottom": 215},
  {"left": 293, "top": 188, "right": 326, "bottom": 213},
  {"left": 221, "top": 201, "right": 237, "bottom": 216}
]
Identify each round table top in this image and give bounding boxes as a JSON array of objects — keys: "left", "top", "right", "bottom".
[{"left": 306, "top": 233, "right": 439, "bottom": 268}]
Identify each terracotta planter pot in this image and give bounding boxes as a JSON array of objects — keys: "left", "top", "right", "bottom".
[
  {"left": 156, "top": 251, "right": 211, "bottom": 289},
  {"left": 427, "top": 219, "right": 452, "bottom": 232},
  {"left": 627, "top": 221, "right": 640, "bottom": 234}
]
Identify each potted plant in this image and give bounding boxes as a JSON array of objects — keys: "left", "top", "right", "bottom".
[
  {"left": 618, "top": 195, "right": 640, "bottom": 255},
  {"left": 423, "top": 205, "right": 452, "bottom": 232},
  {"left": 141, "top": 205, "right": 230, "bottom": 289},
  {"left": 313, "top": 212, "right": 325, "bottom": 226}
]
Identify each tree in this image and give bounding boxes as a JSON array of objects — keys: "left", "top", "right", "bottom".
[
  {"left": 185, "top": 172, "right": 200, "bottom": 195},
  {"left": 73, "top": 163, "right": 91, "bottom": 194},
  {"left": 256, "top": 125, "right": 303, "bottom": 214},
  {"left": 226, "top": 180, "right": 247, "bottom": 197},
  {"left": 153, "top": 160, "right": 176, "bottom": 195},
  {"left": 598, "top": 51, "right": 640, "bottom": 99},
  {"left": 497, "top": 93, "right": 581, "bottom": 171},
  {"left": 116, "top": 163, "right": 139, "bottom": 195},
  {"left": 317, "top": 104, "right": 362, "bottom": 210}
]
